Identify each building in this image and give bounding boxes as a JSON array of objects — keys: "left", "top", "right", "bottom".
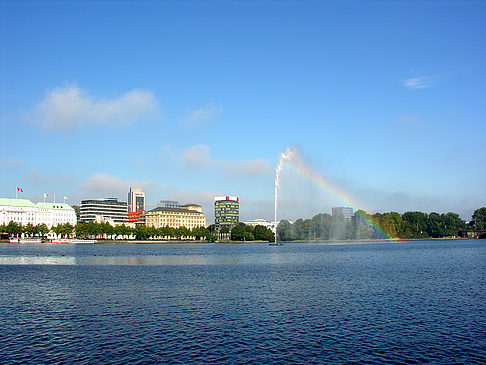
[
  {"left": 243, "top": 219, "right": 277, "bottom": 233},
  {"left": 214, "top": 196, "right": 239, "bottom": 230},
  {"left": 128, "top": 187, "right": 145, "bottom": 213},
  {"left": 158, "top": 200, "right": 180, "bottom": 208},
  {"left": 145, "top": 204, "right": 206, "bottom": 229},
  {"left": 127, "top": 210, "right": 145, "bottom": 227},
  {"left": 80, "top": 198, "right": 128, "bottom": 226},
  {"left": 332, "top": 207, "right": 354, "bottom": 221},
  {"left": 0, "top": 198, "right": 77, "bottom": 228}
]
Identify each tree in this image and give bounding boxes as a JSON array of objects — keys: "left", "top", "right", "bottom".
[
  {"left": 427, "top": 212, "right": 443, "bottom": 238},
  {"left": 253, "top": 225, "right": 268, "bottom": 240},
  {"left": 276, "top": 220, "right": 293, "bottom": 241},
  {"left": 293, "top": 219, "right": 305, "bottom": 240},
  {"left": 441, "top": 213, "right": 466, "bottom": 236},
  {"left": 264, "top": 229, "right": 275, "bottom": 242},
  {"left": 472, "top": 207, "right": 486, "bottom": 230},
  {"left": 75, "top": 223, "right": 88, "bottom": 238},
  {"left": 37, "top": 224, "right": 49, "bottom": 237},
  {"left": 312, "top": 213, "right": 331, "bottom": 240},
  {"left": 402, "top": 212, "right": 428, "bottom": 238},
  {"left": 24, "top": 223, "right": 35, "bottom": 237},
  {"left": 231, "top": 223, "right": 247, "bottom": 241},
  {"left": 6, "top": 221, "right": 23, "bottom": 237},
  {"left": 329, "top": 215, "right": 346, "bottom": 240}
]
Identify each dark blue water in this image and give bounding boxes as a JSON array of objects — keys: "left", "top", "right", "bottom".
[{"left": 1, "top": 240, "right": 485, "bottom": 364}]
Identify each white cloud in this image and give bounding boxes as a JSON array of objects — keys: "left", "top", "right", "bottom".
[
  {"left": 160, "top": 187, "right": 223, "bottom": 222},
  {"left": 181, "top": 145, "right": 212, "bottom": 168},
  {"left": 402, "top": 77, "right": 430, "bottom": 90},
  {"left": 31, "top": 84, "right": 158, "bottom": 130},
  {"left": 178, "top": 144, "right": 272, "bottom": 177},
  {"left": 78, "top": 173, "right": 158, "bottom": 200},
  {"left": 181, "top": 104, "right": 221, "bottom": 126}
]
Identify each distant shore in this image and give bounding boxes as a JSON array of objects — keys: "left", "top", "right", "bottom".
[{"left": 0, "top": 237, "right": 474, "bottom": 245}]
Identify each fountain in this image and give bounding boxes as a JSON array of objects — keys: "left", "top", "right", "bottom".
[{"left": 270, "top": 147, "right": 296, "bottom": 245}]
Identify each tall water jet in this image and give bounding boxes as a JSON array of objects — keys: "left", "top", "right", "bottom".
[{"left": 273, "top": 147, "right": 297, "bottom": 245}]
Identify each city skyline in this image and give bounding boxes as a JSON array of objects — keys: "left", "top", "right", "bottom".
[{"left": 1, "top": 1, "right": 485, "bottom": 222}]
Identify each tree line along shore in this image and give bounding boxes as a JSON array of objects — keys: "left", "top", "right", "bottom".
[
  {"left": 0, "top": 221, "right": 276, "bottom": 242},
  {"left": 276, "top": 207, "right": 486, "bottom": 241},
  {"left": 1, "top": 207, "right": 484, "bottom": 243}
]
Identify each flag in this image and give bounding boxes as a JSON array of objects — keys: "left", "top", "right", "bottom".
[
  {"left": 64, "top": 196, "right": 68, "bottom": 200},
  {"left": 17, "top": 187, "right": 23, "bottom": 192},
  {"left": 44, "top": 193, "right": 48, "bottom": 198}
]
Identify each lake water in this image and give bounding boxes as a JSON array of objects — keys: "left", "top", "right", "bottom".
[{"left": 0, "top": 239, "right": 485, "bottom": 364}]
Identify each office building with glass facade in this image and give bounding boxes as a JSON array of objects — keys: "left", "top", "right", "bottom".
[
  {"left": 214, "top": 196, "right": 239, "bottom": 229},
  {"left": 128, "top": 187, "right": 145, "bottom": 213},
  {"left": 80, "top": 198, "right": 128, "bottom": 225}
]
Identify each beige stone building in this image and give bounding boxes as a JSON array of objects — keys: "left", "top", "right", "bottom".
[{"left": 145, "top": 204, "right": 206, "bottom": 229}]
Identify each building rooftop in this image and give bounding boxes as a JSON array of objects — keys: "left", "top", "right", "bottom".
[
  {"left": 147, "top": 207, "right": 203, "bottom": 214},
  {"left": 0, "top": 198, "right": 35, "bottom": 207},
  {"left": 0, "top": 198, "right": 74, "bottom": 211}
]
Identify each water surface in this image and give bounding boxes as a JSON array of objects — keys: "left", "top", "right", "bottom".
[{"left": 1, "top": 240, "right": 485, "bottom": 363}]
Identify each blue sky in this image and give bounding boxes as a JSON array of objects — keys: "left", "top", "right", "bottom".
[{"left": 1, "top": 1, "right": 485, "bottom": 222}]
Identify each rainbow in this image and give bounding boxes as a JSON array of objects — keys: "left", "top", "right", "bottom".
[{"left": 280, "top": 151, "right": 396, "bottom": 242}]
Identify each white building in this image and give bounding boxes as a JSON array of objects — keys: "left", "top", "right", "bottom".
[
  {"left": 243, "top": 219, "right": 277, "bottom": 233},
  {"left": 80, "top": 198, "right": 127, "bottom": 225},
  {"left": 128, "top": 187, "right": 145, "bottom": 213},
  {"left": 332, "top": 207, "right": 354, "bottom": 221},
  {"left": 0, "top": 198, "right": 77, "bottom": 228}
]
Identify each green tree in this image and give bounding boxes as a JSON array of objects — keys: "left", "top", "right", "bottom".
[
  {"left": 6, "top": 221, "right": 23, "bottom": 237},
  {"left": 51, "top": 224, "right": 63, "bottom": 237},
  {"left": 441, "top": 212, "right": 466, "bottom": 236},
  {"left": 264, "top": 228, "right": 275, "bottom": 242},
  {"left": 312, "top": 213, "right": 331, "bottom": 240},
  {"left": 253, "top": 225, "right": 268, "bottom": 240},
  {"left": 402, "top": 212, "right": 428, "bottom": 238},
  {"left": 75, "top": 223, "right": 88, "bottom": 238},
  {"left": 37, "top": 223, "right": 49, "bottom": 237},
  {"left": 276, "top": 220, "right": 293, "bottom": 241},
  {"left": 471, "top": 207, "right": 486, "bottom": 230},
  {"left": 329, "top": 215, "right": 346, "bottom": 240},
  {"left": 24, "top": 223, "right": 35, "bottom": 237},
  {"left": 427, "top": 212, "right": 443, "bottom": 238},
  {"left": 231, "top": 223, "right": 247, "bottom": 241},
  {"left": 293, "top": 219, "right": 305, "bottom": 240}
]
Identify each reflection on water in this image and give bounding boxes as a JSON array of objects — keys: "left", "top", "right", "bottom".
[
  {"left": 0, "top": 255, "right": 243, "bottom": 265},
  {"left": 0, "top": 256, "right": 77, "bottom": 265}
]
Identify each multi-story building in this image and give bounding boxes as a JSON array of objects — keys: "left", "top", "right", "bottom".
[
  {"left": 80, "top": 198, "right": 127, "bottom": 226},
  {"left": 0, "top": 198, "right": 77, "bottom": 228},
  {"left": 214, "top": 196, "right": 239, "bottom": 230},
  {"left": 128, "top": 187, "right": 145, "bottom": 213},
  {"left": 145, "top": 204, "right": 206, "bottom": 229},
  {"left": 332, "top": 207, "right": 354, "bottom": 221}
]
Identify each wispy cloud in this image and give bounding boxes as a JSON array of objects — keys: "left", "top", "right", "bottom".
[
  {"left": 79, "top": 173, "right": 158, "bottom": 199},
  {"left": 0, "top": 158, "right": 23, "bottom": 167},
  {"left": 181, "top": 145, "right": 212, "bottom": 168},
  {"left": 27, "top": 169, "right": 75, "bottom": 185},
  {"left": 402, "top": 76, "right": 431, "bottom": 90},
  {"left": 178, "top": 144, "right": 273, "bottom": 177},
  {"left": 29, "top": 84, "right": 158, "bottom": 130},
  {"left": 181, "top": 103, "right": 221, "bottom": 126}
]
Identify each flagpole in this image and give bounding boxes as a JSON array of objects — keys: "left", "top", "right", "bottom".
[{"left": 16, "top": 188, "right": 17, "bottom": 199}]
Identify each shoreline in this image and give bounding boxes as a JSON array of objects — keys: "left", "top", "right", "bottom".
[{"left": 0, "top": 237, "right": 475, "bottom": 245}]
